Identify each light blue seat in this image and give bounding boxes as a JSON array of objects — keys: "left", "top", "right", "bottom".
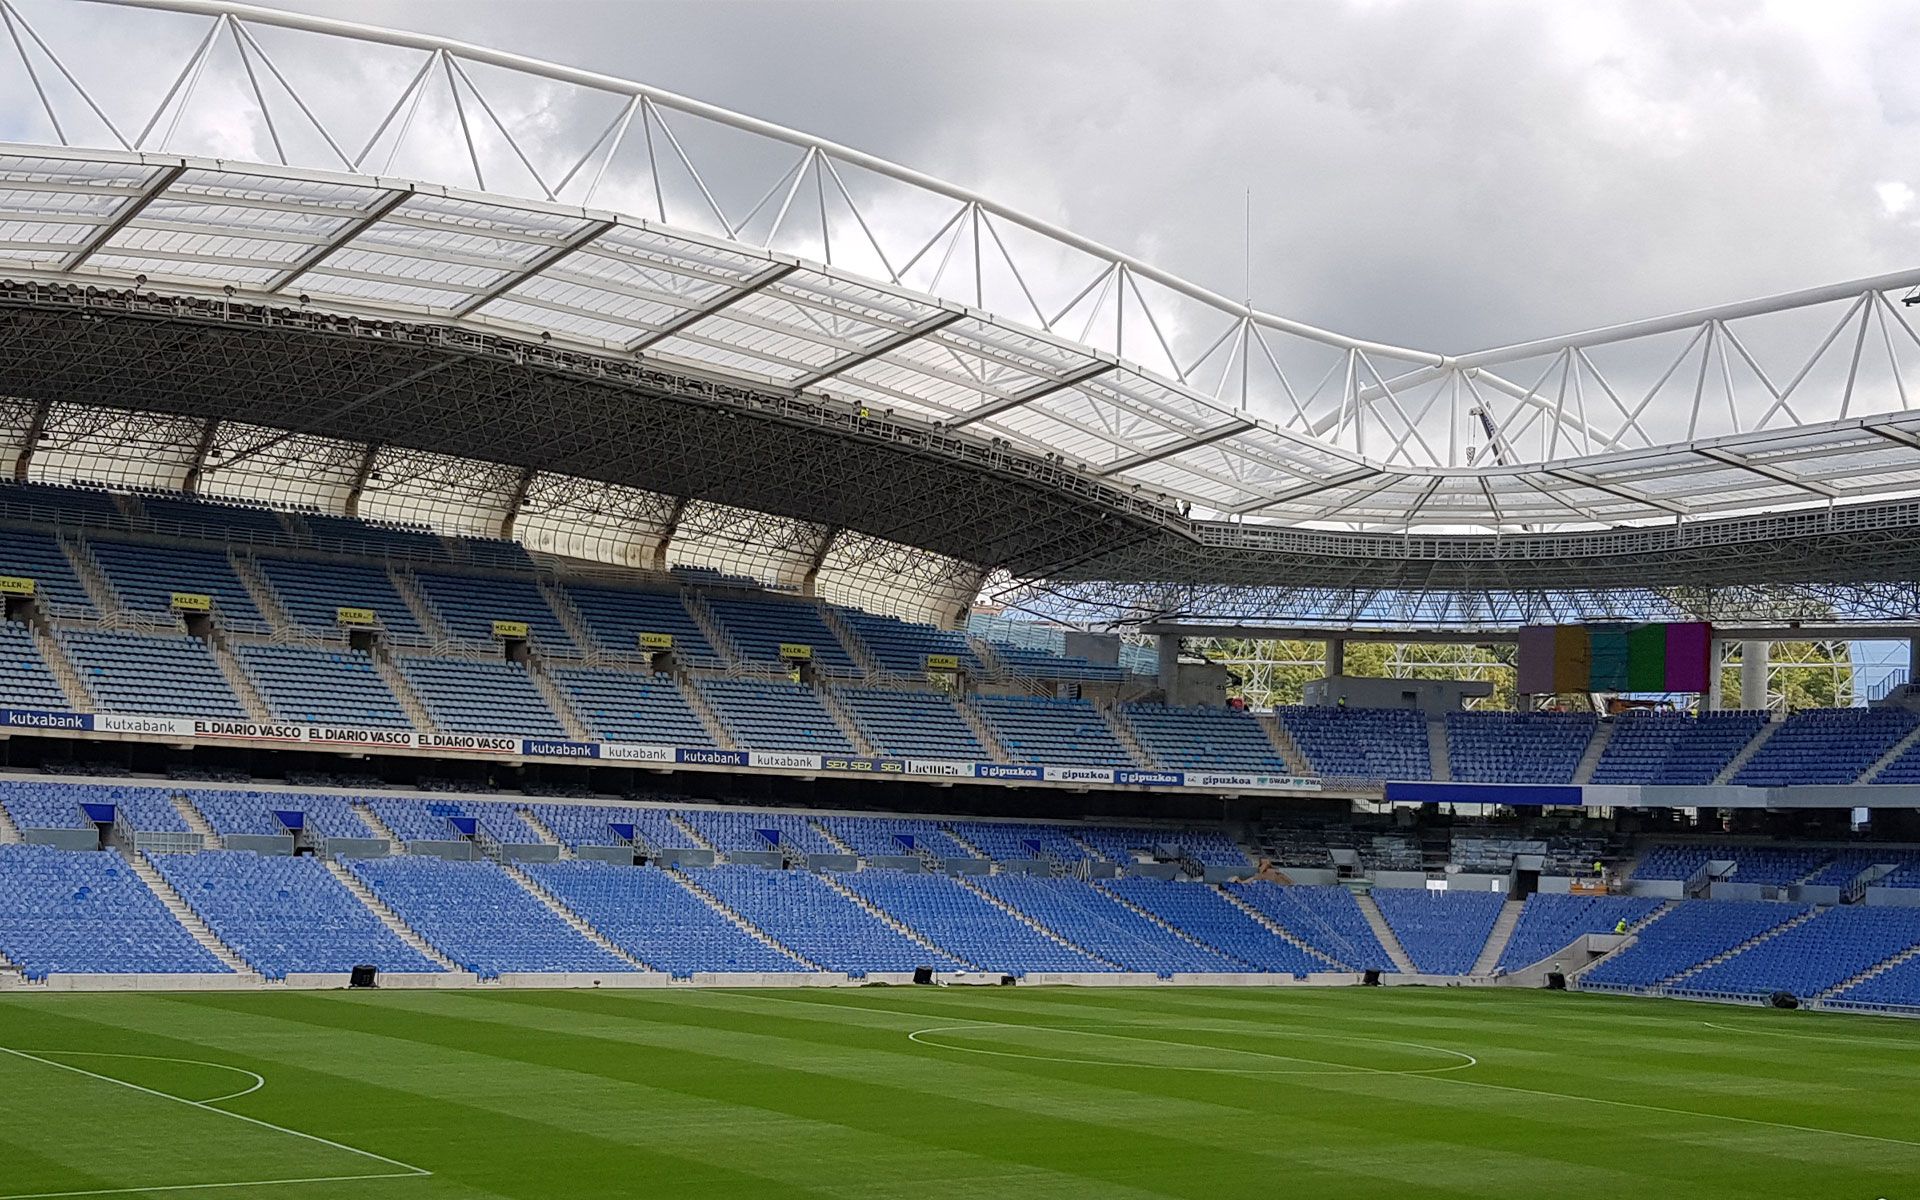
[{"left": 236, "top": 644, "right": 410, "bottom": 727}]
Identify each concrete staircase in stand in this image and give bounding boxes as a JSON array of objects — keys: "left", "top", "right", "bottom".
[
  {"left": 1256, "top": 713, "right": 1313, "bottom": 777},
  {"left": 502, "top": 861, "right": 653, "bottom": 971},
  {"left": 1714, "top": 717, "right": 1782, "bottom": 784},
  {"left": 1427, "top": 718, "right": 1451, "bottom": 782},
  {"left": 322, "top": 859, "right": 464, "bottom": 974},
  {"left": 815, "top": 873, "right": 976, "bottom": 969},
  {"left": 352, "top": 801, "right": 408, "bottom": 851},
  {"left": 389, "top": 570, "right": 451, "bottom": 645},
  {"left": 229, "top": 554, "right": 295, "bottom": 632},
  {"left": 1098, "top": 705, "right": 1154, "bottom": 768},
  {"left": 817, "top": 603, "right": 881, "bottom": 676},
  {"left": 526, "top": 661, "right": 592, "bottom": 740},
  {"left": 517, "top": 807, "right": 575, "bottom": 859},
  {"left": 817, "top": 686, "right": 876, "bottom": 755},
  {"left": 807, "top": 818, "right": 857, "bottom": 856},
  {"left": 1664, "top": 907, "right": 1822, "bottom": 987},
  {"left": 128, "top": 851, "right": 258, "bottom": 977},
  {"left": 950, "top": 875, "right": 1121, "bottom": 969},
  {"left": 678, "top": 678, "right": 737, "bottom": 749},
  {"left": 1212, "top": 885, "right": 1345, "bottom": 969},
  {"left": 169, "top": 793, "right": 223, "bottom": 850},
  {"left": 955, "top": 698, "right": 1010, "bottom": 762},
  {"left": 1817, "top": 941, "right": 1920, "bottom": 1001},
  {"left": 206, "top": 636, "right": 274, "bottom": 721},
  {"left": 31, "top": 625, "right": 92, "bottom": 711},
  {"left": 1353, "top": 892, "right": 1418, "bottom": 974},
  {"left": 1862, "top": 723, "right": 1920, "bottom": 783},
  {"left": 1470, "top": 898, "right": 1525, "bottom": 975},
  {"left": 665, "top": 866, "right": 818, "bottom": 969},
  {"left": 0, "top": 801, "right": 24, "bottom": 844},
  {"left": 1572, "top": 719, "right": 1615, "bottom": 785},
  {"left": 372, "top": 651, "right": 437, "bottom": 733},
  {"left": 668, "top": 813, "right": 716, "bottom": 852}
]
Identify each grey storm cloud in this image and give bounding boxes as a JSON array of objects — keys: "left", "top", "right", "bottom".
[{"left": 234, "top": 0, "right": 1920, "bottom": 357}]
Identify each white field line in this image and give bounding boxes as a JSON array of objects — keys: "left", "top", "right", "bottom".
[
  {"left": 0, "top": 1171, "right": 428, "bottom": 1200},
  {"left": 22, "top": 1052, "right": 265, "bottom": 1104},
  {"left": 0, "top": 1046, "right": 433, "bottom": 1182}
]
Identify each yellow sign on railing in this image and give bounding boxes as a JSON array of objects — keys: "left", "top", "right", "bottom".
[
  {"left": 336, "top": 606, "right": 377, "bottom": 626},
  {"left": 170, "top": 592, "right": 212, "bottom": 612},
  {"left": 638, "top": 632, "right": 674, "bottom": 650},
  {"left": 492, "top": 620, "right": 531, "bottom": 640},
  {"left": 0, "top": 575, "right": 36, "bottom": 596},
  {"left": 778, "top": 642, "right": 813, "bottom": 660},
  {"left": 926, "top": 653, "right": 960, "bottom": 671}
]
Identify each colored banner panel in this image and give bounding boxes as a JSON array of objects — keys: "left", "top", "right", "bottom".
[
  {"left": 1625, "top": 622, "right": 1667, "bottom": 691},
  {"left": 1551, "top": 624, "right": 1591, "bottom": 694},
  {"left": 1664, "top": 621, "right": 1713, "bottom": 692},
  {"left": 170, "top": 591, "right": 212, "bottom": 612},
  {"left": 0, "top": 575, "right": 36, "bottom": 596},
  {"left": 1588, "top": 626, "right": 1630, "bottom": 691},
  {"left": 1515, "top": 625, "right": 1557, "bottom": 694}
]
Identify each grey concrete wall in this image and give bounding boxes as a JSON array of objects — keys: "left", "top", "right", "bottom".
[
  {"left": 224, "top": 835, "right": 294, "bottom": 855},
  {"left": 24, "top": 828, "right": 98, "bottom": 850},
  {"left": 504, "top": 844, "right": 560, "bottom": 862},
  {"left": 408, "top": 840, "right": 477, "bottom": 861}
]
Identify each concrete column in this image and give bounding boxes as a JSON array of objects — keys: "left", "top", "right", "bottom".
[
  {"left": 1706, "top": 639, "right": 1726, "bottom": 711},
  {"left": 1326, "top": 637, "right": 1346, "bottom": 679},
  {"left": 1909, "top": 636, "right": 1920, "bottom": 686},
  {"left": 1156, "top": 633, "right": 1179, "bottom": 695},
  {"left": 1739, "top": 640, "right": 1770, "bottom": 712}
]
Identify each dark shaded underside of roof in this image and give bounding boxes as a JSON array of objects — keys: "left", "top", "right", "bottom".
[{"left": 2, "top": 282, "right": 1919, "bottom": 596}]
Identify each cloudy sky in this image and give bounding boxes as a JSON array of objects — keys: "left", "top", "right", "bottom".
[{"left": 116, "top": 0, "right": 1920, "bottom": 359}]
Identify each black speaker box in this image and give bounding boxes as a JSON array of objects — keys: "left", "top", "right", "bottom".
[
  {"left": 911, "top": 966, "right": 933, "bottom": 985},
  {"left": 1362, "top": 969, "right": 1381, "bottom": 986},
  {"left": 1545, "top": 971, "right": 1567, "bottom": 990},
  {"left": 349, "top": 964, "right": 378, "bottom": 989},
  {"left": 1770, "top": 990, "right": 1799, "bottom": 1009}
]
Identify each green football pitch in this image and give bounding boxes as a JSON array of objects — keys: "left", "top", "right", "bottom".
[{"left": 0, "top": 986, "right": 1914, "bottom": 1199}]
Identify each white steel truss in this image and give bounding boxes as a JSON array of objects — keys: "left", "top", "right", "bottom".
[{"left": 0, "top": 0, "right": 1900, "bottom": 538}]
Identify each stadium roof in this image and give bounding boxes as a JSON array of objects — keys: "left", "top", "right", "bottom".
[{"left": 0, "top": 0, "right": 1917, "bottom": 625}]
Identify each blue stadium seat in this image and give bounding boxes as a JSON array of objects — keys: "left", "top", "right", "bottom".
[
  {"left": 0, "top": 619, "right": 69, "bottom": 709},
  {"left": 838, "top": 869, "right": 1112, "bottom": 974},
  {"left": 60, "top": 629, "right": 247, "bottom": 718},
  {"left": 692, "top": 864, "right": 961, "bottom": 973},
  {"left": 1496, "top": 893, "right": 1664, "bottom": 973},
  {"left": 0, "top": 845, "right": 227, "bottom": 979},
  {"left": 1369, "top": 888, "right": 1505, "bottom": 974},
  {"left": 1274, "top": 706, "right": 1430, "bottom": 782},
  {"left": 1734, "top": 707, "right": 1920, "bottom": 786},
  {"left": 969, "top": 694, "right": 1133, "bottom": 767},
  {"left": 235, "top": 644, "right": 410, "bottom": 728},
  {"left": 1582, "top": 900, "right": 1809, "bottom": 989},
  {"left": 1101, "top": 877, "right": 1333, "bottom": 974},
  {"left": 153, "top": 851, "right": 440, "bottom": 979},
  {"left": 1223, "top": 882, "right": 1397, "bottom": 972},
  {"left": 411, "top": 572, "right": 575, "bottom": 653},
  {"left": 0, "top": 529, "right": 96, "bottom": 616},
  {"left": 837, "top": 609, "right": 980, "bottom": 677},
  {"left": 561, "top": 584, "right": 719, "bottom": 665},
  {"left": 254, "top": 556, "right": 428, "bottom": 644},
  {"left": 703, "top": 595, "right": 857, "bottom": 674},
  {"left": 395, "top": 655, "right": 565, "bottom": 737},
  {"left": 832, "top": 686, "right": 983, "bottom": 759},
  {"left": 554, "top": 668, "right": 713, "bottom": 745},
  {"left": 1591, "top": 710, "right": 1768, "bottom": 784},
  {"left": 524, "top": 860, "right": 805, "bottom": 976},
  {"left": 1117, "top": 703, "right": 1289, "bottom": 772}
]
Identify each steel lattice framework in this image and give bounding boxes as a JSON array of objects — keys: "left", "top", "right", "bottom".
[{"left": 0, "top": 0, "right": 1913, "bottom": 627}]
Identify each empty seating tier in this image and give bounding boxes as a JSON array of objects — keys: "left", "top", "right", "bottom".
[
  {"left": 1117, "top": 704, "right": 1289, "bottom": 772},
  {"left": 1102, "top": 878, "right": 1333, "bottom": 974},
  {"left": 704, "top": 595, "right": 856, "bottom": 674},
  {"left": 1733, "top": 707, "right": 1920, "bottom": 786},
  {"left": 969, "top": 694, "right": 1133, "bottom": 767},
  {"left": 553, "top": 668, "right": 713, "bottom": 746},
  {"left": 1445, "top": 711, "right": 1596, "bottom": 784},
  {"left": 411, "top": 572, "right": 575, "bottom": 653},
  {"left": 0, "top": 620, "right": 67, "bottom": 709},
  {"left": 1274, "top": 707, "right": 1430, "bottom": 782},
  {"left": 346, "top": 855, "right": 634, "bottom": 978},
  {"left": 236, "top": 644, "right": 409, "bottom": 728},
  {"left": 1, "top": 529, "right": 95, "bottom": 616},
  {"left": 1582, "top": 901, "right": 1809, "bottom": 989},
  {"left": 833, "top": 686, "right": 983, "bottom": 759},
  {"left": 254, "top": 556, "right": 427, "bottom": 643},
  {"left": 61, "top": 630, "right": 246, "bottom": 718},
  {"left": 1224, "top": 882, "right": 1397, "bottom": 972},
  {"left": 562, "top": 584, "right": 718, "bottom": 664},
  {"left": 1590, "top": 711, "right": 1768, "bottom": 785},
  {"left": 695, "top": 678, "right": 854, "bottom": 754},
  {"left": 153, "top": 851, "right": 439, "bottom": 979},
  {"left": 395, "top": 656, "right": 565, "bottom": 737},
  {"left": 0, "top": 845, "right": 226, "bottom": 979},
  {"left": 89, "top": 541, "right": 265, "bottom": 631},
  {"left": 1369, "top": 888, "right": 1505, "bottom": 975},
  {"left": 1495, "top": 893, "right": 1664, "bottom": 974},
  {"left": 692, "top": 865, "right": 959, "bottom": 973},
  {"left": 837, "top": 609, "right": 978, "bottom": 677},
  {"left": 526, "top": 860, "right": 805, "bottom": 975}
]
